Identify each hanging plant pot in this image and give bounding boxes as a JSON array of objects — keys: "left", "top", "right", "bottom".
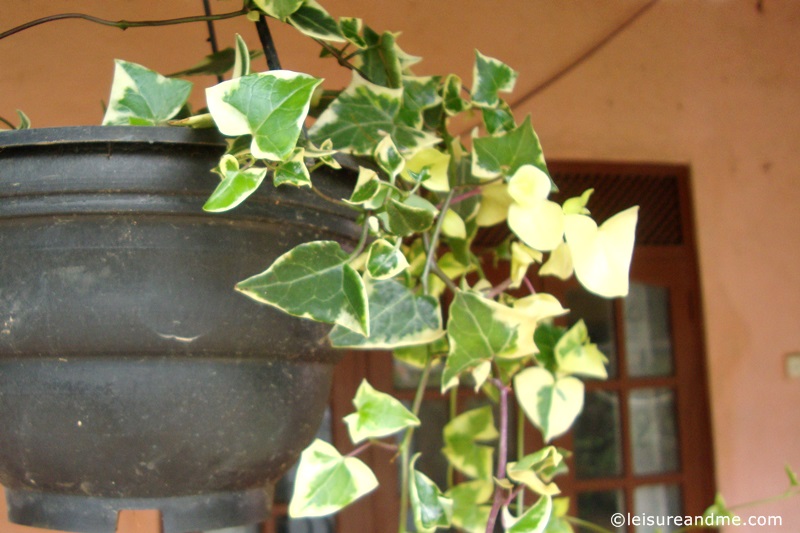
[{"left": 0, "top": 127, "right": 358, "bottom": 533}]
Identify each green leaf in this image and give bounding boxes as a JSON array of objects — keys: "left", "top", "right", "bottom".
[
  {"left": 533, "top": 323, "right": 565, "bottom": 372},
  {"left": 102, "top": 60, "right": 192, "bottom": 126},
  {"left": 503, "top": 495, "right": 552, "bottom": 533},
  {"left": 233, "top": 34, "right": 251, "bottom": 79},
  {"left": 442, "top": 291, "right": 543, "bottom": 391},
  {"left": 329, "top": 277, "right": 444, "bottom": 349},
  {"left": 273, "top": 147, "right": 312, "bottom": 187},
  {"left": 787, "top": 464, "right": 799, "bottom": 487},
  {"left": 554, "top": 320, "right": 608, "bottom": 379},
  {"left": 168, "top": 113, "right": 216, "bottom": 129},
  {"left": 482, "top": 100, "right": 515, "bottom": 134},
  {"left": 410, "top": 454, "right": 453, "bottom": 532},
  {"left": 446, "top": 480, "right": 493, "bottom": 533},
  {"left": 507, "top": 447, "right": 564, "bottom": 496},
  {"left": 167, "top": 47, "right": 262, "bottom": 78},
  {"left": 15, "top": 110, "right": 31, "bottom": 129},
  {"left": 289, "top": 439, "right": 378, "bottom": 517},
  {"left": 206, "top": 71, "right": 322, "bottom": 161},
  {"left": 346, "top": 167, "right": 381, "bottom": 205},
  {"left": 203, "top": 154, "right": 268, "bottom": 212},
  {"left": 442, "top": 405, "right": 498, "bottom": 480},
  {"left": 394, "top": 337, "right": 449, "bottom": 369},
  {"left": 471, "top": 50, "right": 518, "bottom": 108},
  {"left": 443, "top": 74, "right": 470, "bottom": 116},
  {"left": 340, "top": 17, "right": 367, "bottom": 48},
  {"left": 472, "top": 116, "right": 549, "bottom": 180},
  {"left": 562, "top": 189, "right": 593, "bottom": 215},
  {"left": 288, "top": 0, "right": 346, "bottom": 42},
  {"left": 309, "top": 71, "right": 440, "bottom": 156},
  {"left": 236, "top": 241, "right": 369, "bottom": 335},
  {"left": 375, "top": 135, "right": 405, "bottom": 179},
  {"left": 385, "top": 196, "right": 436, "bottom": 237},
  {"left": 702, "top": 493, "right": 736, "bottom": 521},
  {"left": 353, "top": 27, "right": 403, "bottom": 88},
  {"left": 343, "top": 380, "right": 420, "bottom": 443},
  {"left": 514, "top": 367, "right": 584, "bottom": 443},
  {"left": 544, "top": 498, "right": 574, "bottom": 533},
  {"left": 366, "top": 239, "right": 409, "bottom": 279},
  {"left": 252, "top": 0, "right": 303, "bottom": 19}
]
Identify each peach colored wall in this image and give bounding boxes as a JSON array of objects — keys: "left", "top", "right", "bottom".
[{"left": 2, "top": 1, "right": 799, "bottom": 532}]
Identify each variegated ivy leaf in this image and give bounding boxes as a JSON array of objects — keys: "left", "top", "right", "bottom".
[
  {"left": 232, "top": 34, "right": 251, "bottom": 79},
  {"left": 471, "top": 50, "right": 518, "bottom": 109},
  {"left": 340, "top": 17, "right": 367, "bottom": 48},
  {"left": 555, "top": 320, "right": 608, "bottom": 379},
  {"left": 302, "top": 138, "right": 341, "bottom": 169},
  {"left": 236, "top": 241, "right": 369, "bottom": 335},
  {"left": 102, "top": 60, "right": 192, "bottom": 126},
  {"left": 398, "top": 75, "right": 442, "bottom": 128},
  {"left": 502, "top": 495, "right": 552, "bottom": 533},
  {"left": 506, "top": 447, "right": 565, "bottom": 496},
  {"left": 532, "top": 322, "right": 565, "bottom": 372},
  {"left": 472, "top": 116, "right": 549, "bottom": 181},
  {"left": 394, "top": 336, "right": 449, "bottom": 369},
  {"left": 274, "top": 147, "right": 311, "bottom": 187},
  {"left": 546, "top": 498, "right": 575, "bottom": 533},
  {"left": 343, "top": 380, "right": 420, "bottom": 443},
  {"left": 443, "top": 291, "right": 551, "bottom": 392},
  {"left": 252, "top": 0, "right": 303, "bottom": 20},
  {"left": 206, "top": 71, "right": 322, "bottom": 161},
  {"left": 564, "top": 206, "right": 639, "bottom": 298},
  {"left": 514, "top": 367, "right": 584, "bottom": 443},
  {"left": 446, "top": 480, "right": 493, "bottom": 533},
  {"left": 329, "top": 277, "right": 444, "bottom": 349},
  {"left": 539, "top": 242, "right": 573, "bottom": 280},
  {"left": 441, "top": 209, "right": 467, "bottom": 239},
  {"left": 353, "top": 27, "right": 403, "bottom": 88},
  {"left": 510, "top": 242, "right": 543, "bottom": 289},
  {"left": 401, "top": 148, "right": 451, "bottom": 192},
  {"left": 366, "top": 239, "right": 408, "bottom": 279},
  {"left": 482, "top": 100, "right": 515, "bottom": 135},
  {"left": 288, "top": 439, "right": 378, "bottom": 518},
  {"left": 203, "top": 154, "right": 268, "bottom": 212},
  {"left": 443, "top": 74, "right": 470, "bottom": 116},
  {"left": 384, "top": 196, "right": 436, "bottom": 237},
  {"left": 375, "top": 135, "right": 404, "bottom": 179},
  {"left": 562, "top": 188, "right": 594, "bottom": 215},
  {"left": 476, "top": 182, "right": 512, "bottom": 227},
  {"left": 288, "top": 0, "right": 345, "bottom": 42},
  {"left": 410, "top": 454, "right": 453, "bottom": 532},
  {"left": 309, "top": 71, "right": 440, "bottom": 156},
  {"left": 442, "top": 405, "right": 498, "bottom": 480},
  {"left": 346, "top": 167, "right": 381, "bottom": 205},
  {"left": 167, "top": 47, "right": 262, "bottom": 78},
  {"left": 507, "top": 165, "right": 565, "bottom": 252}
]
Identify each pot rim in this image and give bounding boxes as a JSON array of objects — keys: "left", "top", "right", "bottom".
[{"left": 0, "top": 125, "right": 225, "bottom": 148}]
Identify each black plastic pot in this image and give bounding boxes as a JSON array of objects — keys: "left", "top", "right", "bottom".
[{"left": 0, "top": 127, "right": 357, "bottom": 532}]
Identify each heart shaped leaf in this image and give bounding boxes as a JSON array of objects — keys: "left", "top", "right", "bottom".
[
  {"left": 514, "top": 367, "right": 584, "bottom": 443},
  {"left": 344, "top": 380, "right": 420, "bottom": 443},
  {"left": 103, "top": 60, "right": 192, "bottom": 126}
]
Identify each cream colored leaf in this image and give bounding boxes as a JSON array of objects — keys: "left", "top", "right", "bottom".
[
  {"left": 564, "top": 206, "right": 639, "bottom": 298},
  {"left": 539, "top": 242, "right": 573, "bottom": 280},
  {"left": 476, "top": 182, "right": 512, "bottom": 227},
  {"left": 508, "top": 201, "right": 565, "bottom": 252}
]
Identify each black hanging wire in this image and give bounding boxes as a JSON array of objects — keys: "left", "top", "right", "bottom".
[
  {"left": 255, "top": 16, "right": 282, "bottom": 71},
  {"left": 201, "top": 0, "right": 224, "bottom": 83}
]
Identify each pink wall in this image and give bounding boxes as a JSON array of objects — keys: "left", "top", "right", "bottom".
[{"left": 2, "top": 1, "right": 799, "bottom": 531}]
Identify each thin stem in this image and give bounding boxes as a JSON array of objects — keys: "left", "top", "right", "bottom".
[
  {"left": 564, "top": 516, "right": 615, "bottom": 533},
  {"left": 201, "top": 0, "right": 223, "bottom": 84},
  {"left": 0, "top": 9, "right": 249, "bottom": 41},
  {"left": 346, "top": 441, "right": 372, "bottom": 458},
  {"left": 486, "top": 380, "right": 510, "bottom": 533},
  {"left": 348, "top": 221, "right": 371, "bottom": 262},
  {"left": 486, "top": 278, "right": 513, "bottom": 300},
  {"left": 255, "top": 15, "right": 282, "bottom": 71},
  {"left": 421, "top": 189, "right": 456, "bottom": 295},
  {"left": 0, "top": 116, "right": 16, "bottom": 129},
  {"left": 515, "top": 402, "right": 525, "bottom": 517},
  {"left": 398, "top": 355, "right": 434, "bottom": 533}
]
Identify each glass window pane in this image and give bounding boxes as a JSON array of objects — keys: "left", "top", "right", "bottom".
[
  {"left": 567, "top": 288, "right": 618, "bottom": 378},
  {"left": 276, "top": 514, "right": 335, "bottom": 533},
  {"left": 624, "top": 283, "right": 674, "bottom": 378},
  {"left": 629, "top": 388, "right": 680, "bottom": 475},
  {"left": 578, "top": 489, "right": 625, "bottom": 532},
  {"left": 633, "top": 484, "right": 682, "bottom": 533},
  {"left": 574, "top": 391, "right": 622, "bottom": 479}
]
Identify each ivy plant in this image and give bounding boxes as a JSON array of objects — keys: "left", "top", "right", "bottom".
[{"left": 2, "top": 2, "right": 648, "bottom": 532}]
